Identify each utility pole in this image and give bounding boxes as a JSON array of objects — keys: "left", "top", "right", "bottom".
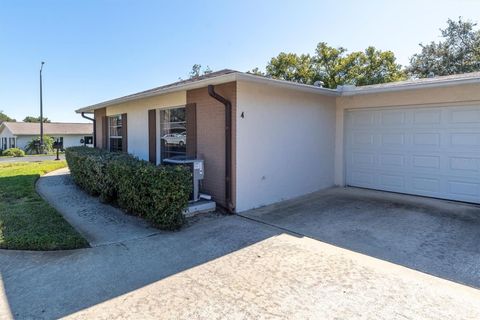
[{"left": 40, "top": 61, "right": 45, "bottom": 151}]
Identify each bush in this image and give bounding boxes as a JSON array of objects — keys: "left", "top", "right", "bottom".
[
  {"left": 65, "top": 147, "right": 191, "bottom": 230},
  {"left": 2, "top": 148, "right": 25, "bottom": 157},
  {"left": 25, "top": 136, "right": 54, "bottom": 154}
]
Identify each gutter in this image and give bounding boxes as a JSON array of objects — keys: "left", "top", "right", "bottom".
[
  {"left": 75, "top": 73, "right": 339, "bottom": 113},
  {"left": 341, "top": 77, "right": 480, "bottom": 96},
  {"left": 81, "top": 112, "right": 96, "bottom": 148},
  {"left": 207, "top": 85, "right": 234, "bottom": 213}
]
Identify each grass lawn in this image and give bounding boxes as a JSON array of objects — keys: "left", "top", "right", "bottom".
[{"left": 0, "top": 161, "right": 88, "bottom": 250}]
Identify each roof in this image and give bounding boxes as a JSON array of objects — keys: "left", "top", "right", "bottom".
[
  {"left": 76, "top": 69, "right": 338, "bottom": 113},
  {"left": 340, "top": 71, "right": 480, "bottom": 95},
  {"left": 76, "top": 70, "right": 480, "bottom": 113},
  {"left": 1, "top": 122, "right": 93, "bottom": 136},
  {"left": 122, "top": 69, "right": 238, "bottom": 99}
]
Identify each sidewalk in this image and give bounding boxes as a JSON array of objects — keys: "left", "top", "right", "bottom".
[{"left": 36, "top": 167, "right": 159, "bottom": 247}]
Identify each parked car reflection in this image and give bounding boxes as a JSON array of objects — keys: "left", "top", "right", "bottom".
[{"left": 161, "top": 131, "right": 186, "bottom": 147}]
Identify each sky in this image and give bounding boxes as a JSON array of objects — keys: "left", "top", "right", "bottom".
[{"left": 1, "top": 0, "right": 479, "bottom": 123}]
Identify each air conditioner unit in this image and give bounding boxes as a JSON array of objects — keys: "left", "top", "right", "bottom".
[{"left": 163, "top": 156, "right": 204, "bottom": 202}]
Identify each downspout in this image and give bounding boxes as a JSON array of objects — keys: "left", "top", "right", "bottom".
[
  {"left": 81, "top": 112, "right": 96, "bottom": 148},
  {"left": 207, "top": 85, "right": 234, "bottom": 212}
]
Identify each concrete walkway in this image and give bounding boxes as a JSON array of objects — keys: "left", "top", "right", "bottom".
[
  {"left": 36, "top": 167, "right": 158, "bottom": 247},
  {"left": 0, "top": 169, "right": 478, "bottom": 319}
]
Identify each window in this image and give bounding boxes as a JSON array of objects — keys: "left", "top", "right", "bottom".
[
  {"left": 108, "top": 115, "right": 123, "bottom": 152},
  {"left": 1, "top": 137, "right": 7, "bottom": 150},
  {"left": 8, "top": 138, "right": 15, "bottom": 148},
  {"left": 84, "top": 136, "right": 93, "bottom": 145},
  {"left": 160, "top": 107, "right": 186, "bottom": 161}
]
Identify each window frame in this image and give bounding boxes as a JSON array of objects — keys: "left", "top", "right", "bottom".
[
  {"left": 158, "top": 105, "right": 187, "bottom": 162},
  {"left": 108, "top": 114, "right": 123, "bottom": 152}
]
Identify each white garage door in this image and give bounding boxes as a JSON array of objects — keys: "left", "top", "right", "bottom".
[{"left": 345, "top": 105, "right": 480, "bottom": 204}]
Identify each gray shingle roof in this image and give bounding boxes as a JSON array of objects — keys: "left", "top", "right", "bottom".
[
  {"left": 76, "top": 69, "right": 480, "bottom": 112},
  {"left": 345, "top": 71, "right": 480, "bottom": 92},
  {"left": 2, "top": 122, "right": 93, "bottom": 135},
  {"left": 119, "top": 69, "right": 238, "bottom": 101}
]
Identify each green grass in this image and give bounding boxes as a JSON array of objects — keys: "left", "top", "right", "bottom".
[{"left": 0, "top": 161, "right": 88, "bottom": 250}]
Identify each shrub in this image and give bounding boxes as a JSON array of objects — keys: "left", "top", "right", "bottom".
[
  {"left": 25, "top": 136, "right": 54, "bottom": 154},
  {"left": 2, "top": 148, "right": 25, "bottom": 157},
  {"left": 65, "top": 147, "right": 191, "bottom": 230}
]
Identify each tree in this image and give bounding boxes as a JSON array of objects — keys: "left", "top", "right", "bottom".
[
  {"left": 25, "top": 136, "right": 54, "bottom": 154},
  {"left": 261, "top": 42, "right": 405, "bottom": 89},
  {"left": 0, "top": 111, "right": 16, "bottom": 123},
  {"left": 189, "top": 64, "right": 213, "bottom": 78},
  {"left": 23, "top": 116, "right": 51, "bottom": 123},
  {"left": 247, "top": 67, "right": 265, "bottom": 76},
  {"left": 408, "top": 17, "right": 480, "bottom": 77},
  {"left": 266, "top": 53, "right": 315, "bottom": 84}
]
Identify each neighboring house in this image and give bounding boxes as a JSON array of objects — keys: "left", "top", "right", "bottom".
[
  {"left": 76, "top": 70, "right": 480, "bottom": 212},
  {"left": 0, "top": 122, "right": 93, "bottom": 151}
]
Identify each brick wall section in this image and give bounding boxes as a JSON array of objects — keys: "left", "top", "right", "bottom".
[
  {"left": 186, "top": 82, "right": 236, "bottom": 209},
  {"left": 94, "top": 108, "right": 106, "bottom": 149}
]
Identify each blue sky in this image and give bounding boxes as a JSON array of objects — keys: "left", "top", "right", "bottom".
[{"left": 1, "top": 0, "right": 479, "bottom": 122}]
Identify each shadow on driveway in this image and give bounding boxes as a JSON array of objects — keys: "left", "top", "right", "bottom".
[
  {"left": 241, "top": 187, "right": 480, "bottom": 288},
  {"left": 0, "top": 214, "right": 284, "bottom": 319}
]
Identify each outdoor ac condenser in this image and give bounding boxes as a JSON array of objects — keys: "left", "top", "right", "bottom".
[{"left": 163, "top": 156, "right": 204, "bottom": 202}]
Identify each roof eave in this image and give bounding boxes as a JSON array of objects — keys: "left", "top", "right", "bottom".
[
  {"left": 76, "top": 73, "right": 480, "bottom": 113},
  {"left": 235, "top": 73, "right": 339, "bottom": 96},
  {"left": 75, "top": 73, "right": 239, "bottom": 113},
  {"left": 13, "top": 133, "right": 93, "bottom": 136},
  {"left": 75, "top": 72, "right": 339, "bottom": 113},
  {"left": 341, "top": 77, "right": 480, "bottom": 96}
]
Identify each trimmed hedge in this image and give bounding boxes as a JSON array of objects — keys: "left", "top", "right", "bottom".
[
  {"left": 2, "top": 148, "right": 25, "bottom": 157},
  {"left": 65, "top": 147, "right": 191, "bottom": 230}
]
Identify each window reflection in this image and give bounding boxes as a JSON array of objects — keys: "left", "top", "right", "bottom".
[{"left": 160, "top": 107, "right": 186, "bottom": 160}]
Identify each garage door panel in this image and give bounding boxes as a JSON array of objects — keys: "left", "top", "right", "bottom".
[
  {"left": 450, "top": 133, "right": 480, "bottom": 147},
  {"left": 381, "top": 110, "right": 406, "bottom": 125},
  {"left": 346, "top": 105, "right": 480, "bottom": 204},
  {"left": 381, "top": 133, "right": 405, "bottom": 146},
  {"left": 449, "top": 157, "right": 480, "bottom": 172},
  {"left": 450, "top": 108, "right": 480, "bottom": 124},
  {"left": 352, "top": 132, "right": 375, "bottom": 145},
  {"left": 412, "top": 177, "right": 441, "bottom": 193},
  {"left": 413, "top": 109, "right": 442, "bottom": 125},
  {"left": 351, "top": 151, "right": 376, "bottom": 166},
  {"left": 412, "top": 155, "right": 440, "bottom": 169},
  {"left": 379, "top": 153, "right": 405, "bottom": 167},
  {"left": 448, "top": 180, "right": 479, "bottom": 197}
]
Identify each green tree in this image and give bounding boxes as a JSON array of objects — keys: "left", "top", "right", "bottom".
[
  {"left": 408, "top": 17, "right": 480, "bottom": 77},
  {"left": 247, "top": 67, "right": 265, "bottom": 76},
  {"left": 266, "top": 53, "right": 315, "bottom": 84},
  {"left": 25, "top": 136, "right": 54, "bottom": 154},
  {"left": 0, "top": 111, "right": 16, "bottom": 123},
  {"left": 262, "top": 42, "right": 406, "bottom": 89},
  {"left": 189, "top": 64, "right": 213, "bottom": 78},
  {"left": 23, "top": 116, "right": 51, "bottom": 123}
]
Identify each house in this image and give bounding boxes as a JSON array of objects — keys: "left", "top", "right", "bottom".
[
  {"left": 0, "top": 122, "right": 94, "bottom": 151},
  {"left": 76, "top": 70, "right": 480, "bottom": 212}
]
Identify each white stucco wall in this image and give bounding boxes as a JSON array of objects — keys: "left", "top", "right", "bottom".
[
  {"left": 0, "top": 126, "right": 15, "bottom": 149},
  {"left": 106, "top": 91, "right": 186, "bottom": 160},
  {"left": 14, "top": 135, "right": 91, "bottom": 150},
  {"left": 235, "top": 81, "right": 337, "bottom": 212}
]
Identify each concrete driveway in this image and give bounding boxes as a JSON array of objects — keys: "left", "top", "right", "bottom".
[
  {"left": 242, "top": 187, "right": 480, "bottom": 288},
  {"left": 1, "top": 179, "right": 480, "bottom": 319}
]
